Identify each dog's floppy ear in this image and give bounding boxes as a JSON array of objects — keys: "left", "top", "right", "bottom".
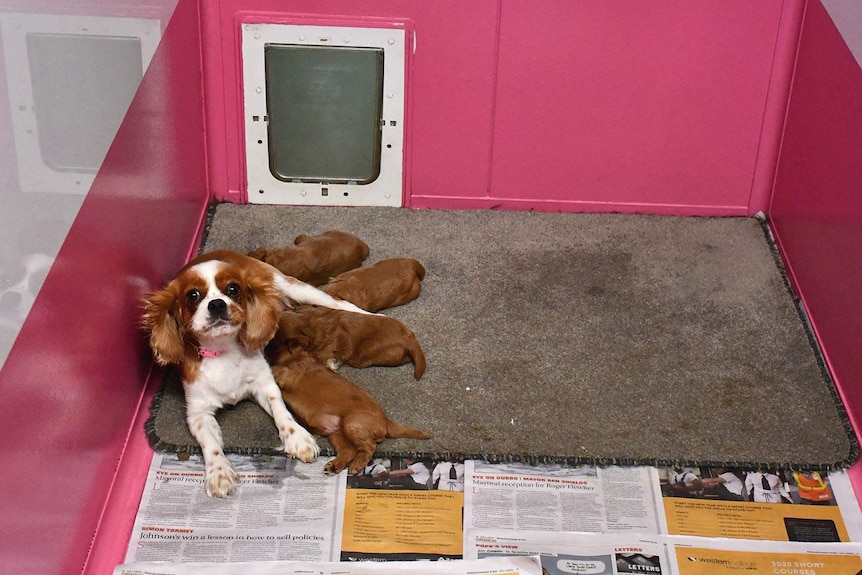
[
  {"left": 141, "top": 286, "right": 185, "bottom": 365},
  {"left": 240, "top": 270, "right": 283, "bottom": 351}
]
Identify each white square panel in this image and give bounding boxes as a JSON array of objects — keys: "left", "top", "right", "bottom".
[
  {"left": 1, "top": 13, "right": 161, "bottom": 195},
  {"left": 242, "top": 23, "right": 406, "bottom": 206}
]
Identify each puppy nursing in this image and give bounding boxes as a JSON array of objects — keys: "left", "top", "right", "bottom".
[
  {"left": 249, "top": 230, "right": 369, "bottom": 286},
  {"left": 268, "top": 344, "right": 430, "bottom": 475},
  {"left": 322, "top": 258, "right": 426, "bottom": 312},
  {"left": 273, "top": 305, "right": 427, "bottom": 380},
  {"left": 141, "top": 250, "right": 373, "bottom": 497}
]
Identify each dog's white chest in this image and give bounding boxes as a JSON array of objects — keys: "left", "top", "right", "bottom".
[{"left": 196, "top": 351, "right": 268, "bottom": 406}]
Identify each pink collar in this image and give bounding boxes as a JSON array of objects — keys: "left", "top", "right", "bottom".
[{"left": 198, "top": 348, "right": 222, "bottom": 358}]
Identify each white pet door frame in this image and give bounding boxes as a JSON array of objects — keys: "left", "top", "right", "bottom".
[
  {"left": 241, "top": 23, "right": 405, "bottom": 206},
  {"left": 1, "top": 13, "right": 160, "bottom": 195}
]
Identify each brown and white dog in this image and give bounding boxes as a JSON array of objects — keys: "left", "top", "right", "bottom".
[
  {"left": 268, "top": 344, "right": 430, "bottom": 475},
  {"left": 140, "top": 250, "right": 373, "bottom": 497},
  {"left": 248, "top": 230, "right": 369, "bottom": 286},
  {"left": 271, "top": 305, "right": 427, "bottom": 380},
  {"left": 322, "top": 258, "right": 426, "bottom": 312}
]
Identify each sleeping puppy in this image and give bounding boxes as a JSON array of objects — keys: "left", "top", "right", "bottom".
[
  {"left": 268, "top": 343, "right": 430, "bottom": 475},
  {"left": 141, "top": 250, "right": 373, "bottom": 498},
  {"left": 271, "top": 305, "right": 427, "bottom": 380},
  {"left": 248, "top": 230, "right": 369, "bottom": 286},
  {"left": 322, "top": 258, "right": 426, "bottom": 312}
]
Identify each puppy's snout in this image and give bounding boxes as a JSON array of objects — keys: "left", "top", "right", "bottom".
[{"left": 208, "top": 298, "right": 228, "bottom": 317}]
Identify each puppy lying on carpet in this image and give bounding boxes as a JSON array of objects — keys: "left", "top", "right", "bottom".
[
  {"left": 322, "top": 257, "right": 426, "bottom": 312},
  {"left": 268, "top": 343, "right": 431, "bottom": 475},
  {"left": 248, "top": 230, "right": 369, "bottom": 286},
  {"left": 271, "top": 305, "right": 427, "bottom": 380}
]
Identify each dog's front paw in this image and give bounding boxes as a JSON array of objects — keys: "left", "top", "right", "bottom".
[
  {"left": 205, "top": 458, "right": 239, "bottom": 498},
  {"left": 283, "top": 426, "right": 320, "bottom": 463}
]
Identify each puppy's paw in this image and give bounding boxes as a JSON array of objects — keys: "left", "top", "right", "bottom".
[
  {"left": 283, "top": 426, "right": 320, "bottom": 463},
  {"left": 325, "top": 357, "right": 343, "bottom": 371},
  {"left": 323, "top": 459, "right": 345, "bottom": 476},
  {"left": 348, "top": 455, "right": 373, "bottom": 476},
  {"left": 205, "top": 458, "right": 239, "bottom": 498}
]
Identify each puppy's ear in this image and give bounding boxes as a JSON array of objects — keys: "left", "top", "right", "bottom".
[
  {"left": 240, "top": 273, "right": 283, "bottom": 351},
  {"left": 141, "top": 286, "right": 185, "bottom": 365}
]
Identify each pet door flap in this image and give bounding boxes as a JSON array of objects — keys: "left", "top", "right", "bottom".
[{"left": 265, "top": 44, "right": 384, "bottom": 184}]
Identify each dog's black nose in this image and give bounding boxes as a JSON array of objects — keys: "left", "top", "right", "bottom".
[{"left": 208, "top": 298, "right": 228, "bottom": 317}]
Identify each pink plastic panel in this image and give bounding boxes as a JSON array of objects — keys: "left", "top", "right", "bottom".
[
  {"left": 769, "top": 0, "right": 862, "bottom": 503},
  {"left": 202, "top": 0, "right": 500, "bottom": 206},
  {"left": 205, "top": 0, "right": 800, "bottom": 215},
  {"left": 488, "top": 0, "right": 785, "bottom": 215},
  {"left": 0, "top": 0, "right": 209, "bottom": 572}
]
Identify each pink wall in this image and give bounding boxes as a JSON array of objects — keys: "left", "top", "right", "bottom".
[
  {"left": 0, "top": 0, "right": 210, "bottom": 572},
  {"left": 770, "top": 0, "right": 862, "bottom": 480},
  {"left": 203, "top": 0, "right": 801, "bottom": 215}
]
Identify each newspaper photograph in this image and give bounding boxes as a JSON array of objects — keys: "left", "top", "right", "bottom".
[
  {"left": 114, "top": 555, "right": 543, "bottom": 575},
  {"left": 125, "top": 452, "right": 346, "bottom": 563},
  {"left": 464, "top": 461, "right": 663, "bottom": 535},
  {"left": 339, "top": 457, "right": 466, "bottom": 561}
]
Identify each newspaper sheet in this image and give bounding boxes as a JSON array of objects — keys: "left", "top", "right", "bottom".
[
  {"left": 464, "top": 461, "right": 664, "bottom": 535},
  {"left": 669, "top": 536, "right": 862, "bottom": 574},
  {"left": 464, "top": 528, "right": 671, "bottom": 573},
  {"left": 339, "top": 457, "right": 465, "bottom": 561},
  {"left": 464, "top": 461, "right": 862, "bottom": 543},
  {"left": 656, "top": 466, "right": 862, "bottom": 542},
  {"left": 463, "top": 529, "right": 862, "bottom": 574},
  {"left": 113, "top": 555, "right": 543, "bottom": 575},
  {"left": 125, "top": 452, "right": 346, "bottom": 563},
  {"left": 121, "top": 452, "right": 862, "bottom": 573}
]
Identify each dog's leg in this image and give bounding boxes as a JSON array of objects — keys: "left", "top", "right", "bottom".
[
  {"left": 324, "top": 430, "right": 357, "bottom": 476},
  {"left": 252, "top": 377, "right": 320, "bottom": 463},
  {"left": 185, "top": 403, "right": 238, "bottom": 498},
  {"left": 270, "top": 271, "right": 376, "bottom": 315},
  {"left": 343, "top": 417, "right": 383, "bottom": 475}
]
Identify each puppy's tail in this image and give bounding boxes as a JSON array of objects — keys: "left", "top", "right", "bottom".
[
  {"left": 406, "top": 331, "right": 427, "bottom": 380},
  {"left": 386, "top": 419, "right": 431, "bottom": 440}
]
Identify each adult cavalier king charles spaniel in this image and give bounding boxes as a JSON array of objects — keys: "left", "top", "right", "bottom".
[{"left": 141, "top": 250, "right": 372, "bottom": 497}]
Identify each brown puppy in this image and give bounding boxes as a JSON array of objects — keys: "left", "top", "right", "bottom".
[
  {"left": 269, "top": 344, "right": 430, "bottom": 475},
  {"left": 272, "top": 305, "right": 427, "bottom": 379},
  {"left": 322, "top": 258, "right": 426, "bottom": 312},
  {"left": 248, "top": 230, "right": 369, "bottom": 286}
]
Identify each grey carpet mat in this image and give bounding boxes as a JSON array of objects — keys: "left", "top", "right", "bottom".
[{"left": 146, "top": 205, "right": 857, "bottom": 470}]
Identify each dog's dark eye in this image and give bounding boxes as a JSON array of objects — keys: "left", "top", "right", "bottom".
[
  {"left": 226, "top": 283, "right": 241, "bottom": 299},
  {"left": 186, "top": 289, "right": 201, "bottom": 304}
]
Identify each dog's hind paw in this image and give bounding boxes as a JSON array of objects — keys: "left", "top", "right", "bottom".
[{"left": 323, "top": 459, "right": 344, "bottom": 476}]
